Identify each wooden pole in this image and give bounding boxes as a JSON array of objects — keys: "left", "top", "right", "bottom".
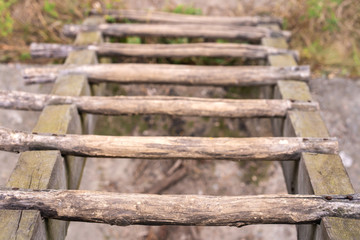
[
  {"left": 0, "top": 127, "right": 338, "bottom": 160},
  {"left": 22, "top": 64, "right": 310, "bottom": 85},
  {"left": 30, "top": 42, "right": 298, "bottom": 60},
  {"left": 89, "top": 9, "right": 283, "bottom": 26},
  {"left": 62, "top": 23, "right": 291, "bottom": 42},
  {"left": 0, "top": 90, "right": 319, "bottom": 118},
  {"left": 0, "top": 189, "right": 359, "bottom": 226}
]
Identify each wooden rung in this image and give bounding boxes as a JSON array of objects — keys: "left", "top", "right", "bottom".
[
  {"left": 22, "top": 64, "right": 310, "bottom": 85},
  {"left": 62, "top": 23, "right": 291, "bottom": 42},
  {"left": 1, "top": 189, "right": 359, "bottom": 226},
  {"left": 0, "top": 90, "right": 319, "bottom": 118},
  {"left": 30, "top": 42, "right": 298, "bottom": 60},
  {"left": 90, "top": 9, "right": 283, "bottom": 27},
  {"left": 0, "top": 127, "right": 338, "bottom": 160}
]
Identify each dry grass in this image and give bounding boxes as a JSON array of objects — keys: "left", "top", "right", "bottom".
[
  {"left": 0, "top": 0, "right": 122, "bottom": 62},
  {"left": 242, "top": 0, "right": 360, "bottom": 77},
  {"left": 288, "top": 0, "right": 360, "bottom": 77},
  {"left": 1, "top": 0, "right": 359, "bottom": 77}
]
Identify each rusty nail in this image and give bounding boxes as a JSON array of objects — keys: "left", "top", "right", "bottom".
[
  {"left": 325, "top": 196, "right": 332, "bottom": 200},
  {"left": 346, "top": 195, "right": 354, "bottom": 200}
]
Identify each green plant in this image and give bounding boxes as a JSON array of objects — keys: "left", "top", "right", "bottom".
[
  {"left": 283, "top": 0, "right": 360, "bottom": 76},
  {"left": 105, "top": 15, "right": 116, "bottom": 23},
  {"left": 161, "top": 37, "right": 188, "bottom": 44},
  {"left": 104, "top": 0, "right": 123, "bottom": 10},
  {"left": 172, "top": 4, "right": 202, "bottom": 15},
  {"left": 43, "top": 0, "right": 58, "bottom": 18},
  {"left": 305, "top": 0, "right": 342, "bottom": 32},
  {"left": 20, "top": 52, "right": 31, "bottom": 61},
  {"left": 127, "top": 36, "right": 141, "bottom": 44},
  {"left": 0, "top": 0, "right": 16, "bottom": 37}
]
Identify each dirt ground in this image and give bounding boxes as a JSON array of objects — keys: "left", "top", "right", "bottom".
[{"left": 0, "top": 1, "right": 359, "bottom": 239}]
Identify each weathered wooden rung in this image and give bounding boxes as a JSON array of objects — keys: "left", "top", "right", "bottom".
[
  {"left": 22, "top": 64, "right": 309, "bottom": 86},
  {"left": 30, "top": 42, "right": 299, "bottom": 60},
  {"left": 62, "top": 23, "right": 291, "bottom": 42},
  {"left": 1, "top": 189, "right": 359, "bottom": 227},
  {"left": 90, "top": 9, "right": 283, "bottom": 27},
  {"left": 0, "top": 127, "right": 338, "bottom": 160},
  {"left": 0, "top": 90, "right": 319, "bottom": 117}
]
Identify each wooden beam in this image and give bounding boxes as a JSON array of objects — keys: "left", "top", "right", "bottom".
[
  {"left": 90, "top": 9, "right": 283, "bottom": 26},
  {"left": 30, "top": 42, "right": 298, "bottom": 60},
  {"left": 0, "top": 90, "right": 319, "bottom": 118},
  {"left": 22, "top": 64, "right": 310, "bottom": 86},
  {"left": 1, "top": 189, "right": 359, "bottom": 226},
  {"left": 62, "top": 23, "right": 291, "bottom": 42},
  {"left": 264, "top": 34, "right": 360, "bottom": 239},
  {"left": 0, "top": 127, "right": 338, "bottom": 160},
  {"left": 0, "top": 16, "right": 104, "bottom": 240}
]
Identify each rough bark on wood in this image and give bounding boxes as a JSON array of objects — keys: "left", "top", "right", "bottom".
[
  {"left": 0, "top": 90, "right": 319, "bottom": 118},
  {"left": 30, "top": 42, "right": 299, "bottom": 60},
  {"left": 0, "top": 189, "right": 359, "bottom": 226},
  {"left": 90, "top": 9, "right": 283, "bottom": 26},
  {"left": 0, "top": 127, "right": 338, "bottom": 160},
  {"left": 265, "top": 34, "right": 360, "bottom": 240},
  {"left": 62, "top": 24, "right": 291, "bottom": 42},
  {"left": 0, "top": 16, "right": 105, "bottom": 240},
  {"left": 22, "top": 64, "right": 310, "bottom": 85}
]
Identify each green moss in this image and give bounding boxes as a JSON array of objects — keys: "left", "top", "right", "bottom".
[
  {"left": 202, "top": 117, "right": 210, "bottom": 122},
  {"left": 109, "top": 84, "right": 127, "bottom": 96},
  {"left": 238, "top": 161, "right": 273, "bottom": 186},
  {"left": 224, "top": 86, "right": 261, "bottom": 99},
  {"left": 207, "top": 119, "right": 241, "bottom": 138},
  {"left": 187, "top": 121, "right": 194, "bottom": 128},
  {"left": 96, "top": 115, "right": 151, "bottom": 136}
]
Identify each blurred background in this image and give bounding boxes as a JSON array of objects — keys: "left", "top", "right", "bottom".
[{"left": 1, "top": 0, "right": 359, "bottom": 77}]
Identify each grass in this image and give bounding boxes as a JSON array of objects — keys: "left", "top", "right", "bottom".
[
  {"left": 171, "top": 4, "right": 202, "bottom": 15},
  {"left": 284, "top": 0, "right": 360, "bottom": 76},
  {"left": 0, "top": 0, "right": 17, "bottom": 37},
  {"left": 1, "top": 1, "right": 359, "bottom": 77}
]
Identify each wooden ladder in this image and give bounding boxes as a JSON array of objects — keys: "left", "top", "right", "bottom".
[{"left": 0, "top": 9, "right": 359, "bottom": 240}]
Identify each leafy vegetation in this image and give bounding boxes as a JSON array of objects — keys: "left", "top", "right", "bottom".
[
  {"left": 284, "top": 0, "right": 360, "bottom": 76},
  {"left": 171, "top": 4, "right": 202, "bottom": 15},
  {"left": 43, "top": 0, "right": 58, "bottom": 18},
  {"left": 0, "top": 1, "right": 359, "bottom": 76},
  {"left": 126, "top": 36, "right": 141, "bottom": 44},
  {"left": 0, "top": 0, "right": 17, "bottom": 37}
]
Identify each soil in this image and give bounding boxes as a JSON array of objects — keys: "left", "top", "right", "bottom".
[{"left": 0, "top": 1, "right": 359, "bottom": 239}]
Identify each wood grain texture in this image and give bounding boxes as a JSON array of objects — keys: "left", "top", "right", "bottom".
[
  {"left": 0, "top": 127, "right": 338, "bottom": 160},
  {"left": 62, "top": 23, "right": 291, "bottom": 42},
  {"left": 265, "top": 35, "right": 360, "bottom": 239},
  {"left": 22, "top": 64, "right": 310, "bottom": 86},
  {"left": 0, "top": 16, "right": 104, "bottom": 240},
  {"left": 1, "top": 189, "right": 359, "bottom": 226},
  {"left": 90, "top": 9, "right": 283, "bottom": 26},
  {"left": 0, "top": 105, "right": 79, "bottom": 240},
  {"left": 30, "top": 42, "right": 298, "bottom": 60},
  {"left": 0, "top": 90, "right": 319, "bottom": 118}
]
